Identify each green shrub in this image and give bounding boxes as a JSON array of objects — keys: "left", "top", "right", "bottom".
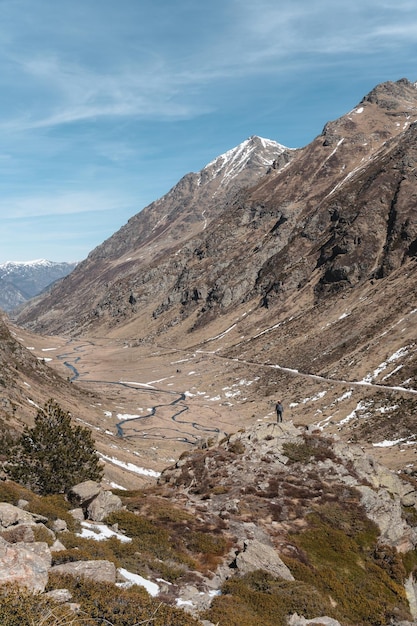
[
  {"left": 286, "top": 506, "right": 411, "bottom": 625},
  {"left": 203, "top": 570, "right": 334, "bottom": 626},
  {"left": 47, "top": 574, "right": 200, "bottom": 626},
  {"left": 283, "top": 434, "right": 335, "bottom": 464},
  {"left": 5, "top": 399, "right": 103, "bottom": 495},
  {"left": 27, "top": 493, "right": 78, "bottom": 532},
  {"left": 0, "top": 584, "right": 89, "bottom": 626}
]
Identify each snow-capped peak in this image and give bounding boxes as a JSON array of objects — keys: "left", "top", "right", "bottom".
[
  {"left": 201, "top": 135, "right": 288, "bottom": 186},
  {"left": 0, "top": 259, "right": 54, "bottom": 269}
]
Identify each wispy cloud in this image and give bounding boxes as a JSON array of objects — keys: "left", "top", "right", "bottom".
[
  {"left": 1, "top": 190, "right": 135, "bottom": 219},
  {"left": 0, "top": 0, "right": 415, "bottom": 133}
]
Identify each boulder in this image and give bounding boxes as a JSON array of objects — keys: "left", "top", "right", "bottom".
[
  {"left": 233, "top": 539, "right": 294, "bottom": 581},
  {"left": 68, "top": 480, "right": 101, "bottom": 507},
  {"left": 51, "top": 539, "right": 66, "bottom": 552},
  {"left": 0, "top": 503, "right": 35, "bottom": 528},
  {"left": 50, "top": 559, "right": 117, "bottom": 583},
  {"left": 69, "top": 508, "right": 85, "bottom": 522},
  {"left": 87, "top": 490, "right": 123, "bottom": 522},
  {"left": 0, "top": 536, "right": 51, "bottom": 592},
  {"left": 44, "top": 588, "right": 73, "bottom": 603},
  {"left": 52, "top": 518, "right": 68, "bottom": 533}
]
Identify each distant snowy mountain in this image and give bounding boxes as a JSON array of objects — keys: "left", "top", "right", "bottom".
[{"left": 0, "top": 259, "right": 77, "bottom": 312}]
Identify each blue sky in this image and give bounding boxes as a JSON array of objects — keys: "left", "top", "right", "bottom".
[{"left": 1, "top": 0, "right": 417, "bottom": 263}]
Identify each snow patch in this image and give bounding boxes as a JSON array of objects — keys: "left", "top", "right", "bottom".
[
  {"left": 99, "top": 453, "right": 160, "bottom": 478},
  {"left": 77, "top": 521, "right": 131, "bottom": 543},
  {"left": 117, "top": 567, "right": 159, "bottom": 596}
]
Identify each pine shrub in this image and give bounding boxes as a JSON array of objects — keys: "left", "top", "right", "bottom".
[{"left": 5, "top": 399, "right": 103, "bottom": 494}]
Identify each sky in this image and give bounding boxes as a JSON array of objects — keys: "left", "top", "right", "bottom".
[{"left": 1, "top": 0, "right": 417, "bottom": 264}]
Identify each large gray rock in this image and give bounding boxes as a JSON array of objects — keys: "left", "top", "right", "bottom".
[
  {"left": 68, "top": 480, "right": 101, "bottom": 507},
  {"left": 233, "top": 538, "right": 294, "bottom": 581},
  {"left": 0, "top": 536, "right": 51, "bottom": 592},
  {"left": 87, "top": 490, "right": 123, "bottom": 522},
  {"left": 50, "top": 559, "right": 117, "bottom": 583},
  {"left": 0, "top": 503, "right": 35, "bottom": 528}
]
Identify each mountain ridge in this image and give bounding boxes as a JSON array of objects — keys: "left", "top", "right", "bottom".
[{"left": 0, "top": 259, "right": 77, "bottom": 313}]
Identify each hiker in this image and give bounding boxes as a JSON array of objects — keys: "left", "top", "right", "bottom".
[{"left": 275, "top": 401, "right": 283, "bottom": 423}]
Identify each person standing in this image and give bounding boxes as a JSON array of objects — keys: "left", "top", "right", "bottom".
[{"left": 275, "top": 401, "right": 283, "bottom": 423}]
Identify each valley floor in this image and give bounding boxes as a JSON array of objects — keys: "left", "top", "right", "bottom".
[{"left": 12, "top": 321, "right": 417, "bottom": 490}]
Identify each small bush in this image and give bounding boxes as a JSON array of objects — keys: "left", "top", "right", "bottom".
[
  {"left": 203, "top": 570, "right": 335, "bottom": 626},
  {"left": 47, "top": 573, "right": 200, "bottom": 626},
  {"left": 283, "top": 434, "right": 335, "bottom": 465},
  {"left": 0, "top": 584, "right": 88, "bottom": 626},
  {"left": 228, "top": 440, "right": 246, "bottom": 454}
]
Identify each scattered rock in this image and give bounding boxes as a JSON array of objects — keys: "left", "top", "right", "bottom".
[
  {"left": 52, "top": 518, "right": 68, "bottom": 533},
  {"left": 50, "top": 559, "right": 117, "bottom": 583}
]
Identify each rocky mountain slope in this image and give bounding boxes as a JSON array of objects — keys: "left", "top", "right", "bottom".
[{"left": 0, "top": 259, "right": 77, "bottom": 312}]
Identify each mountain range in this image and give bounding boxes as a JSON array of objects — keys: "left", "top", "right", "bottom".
[
  {"left": 0, "top": 259, "right": 77, "bottom": 312},
  {"left": 2, "top": 77, "right": 417, "bottom": 624}
]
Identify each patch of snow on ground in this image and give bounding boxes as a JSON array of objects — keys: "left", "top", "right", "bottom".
[
  {"left": 27, "top": 398, "right": 40, "bottom": 408},
  {"left": 41, "top": 347, "right": 56, "bottom": 351},
  {"left": 104, "top": 411, "right": 112, "bottom": 417},
  {"left": 119, "top": 380, "right": 156, "bottom": 389},
  {"left": 361, "top": 345, "right": 411, "bottom": 383},
  {"left": 339, "top": 400, "right": 372, "bottom": 425},
  {"left": 99, "top": 453, "right": 160, "bottom": 478},
  {"left": 382, "top": 365, "right": 403, "bottom": 381},
  {"left": 338, "top": 312, "right": 350, "bottom": 319},
  {"left": 376, "top": 404, "right": 399, "bottom": 413},
  {"left": 117, "top": 413, "right": 142, "bottom": 420},
  {"left": 77, "top": 521, "right": 131, "bottom": 543},
  {"left": 117, "top": 567, "right": 159, "bottom": 596},
  {"left": 109, "top": 482, "right": 126, "bottom": 490},
  {"left": 301, "top": 391, "right": 327, "bottom": 404},
  {"left": 332, "top": 390, "right": 353, "bottom": 404},
  {"left": 373, "top": 438, "right": 408, "bottom": 448}
]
